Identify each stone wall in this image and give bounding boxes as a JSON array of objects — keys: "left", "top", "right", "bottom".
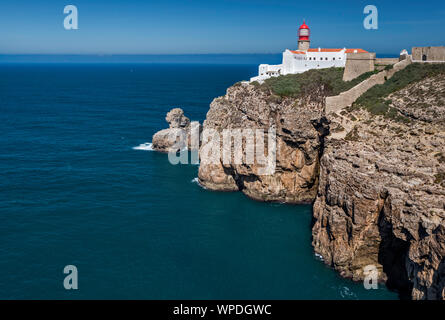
[
  {"left": 412, "top": 46, "right": 445, "bottom": 62},
  {"left": 385, "top": 56, "right": 412, "bottom": 77},
  {"left": 297, "top": 40, "right": 310, "bottom": 51},
  {"left": 375, "top": 58, "right": 399, "bottom": 71},
  {"left": 343, "top": 52, "right": 376, "bottom": 81},
  {"left": 375, "top": 58, "right": 399, "bottom": 65},
  {"left": 326, "top": 57, "right": 412, "bottom": 113}
]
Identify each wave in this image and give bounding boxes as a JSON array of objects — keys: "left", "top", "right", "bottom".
[
  {"left": 133, "top": 142, "right": 154, "bottom": 151},
  {"left": 314, "top": 253, "right": 324, "bottom": 262},
  {"left": 191, "top": 177, "right": 207, "bottom": 189},
  {"left": 339, "top": 286, "right": 357, "bottom": 299}
]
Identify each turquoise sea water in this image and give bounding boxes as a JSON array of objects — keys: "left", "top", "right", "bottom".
[{"left": 0, "top": 63, "right": 398, "bottom": 299}]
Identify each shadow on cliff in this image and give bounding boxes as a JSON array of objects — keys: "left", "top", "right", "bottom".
[{"left": 378, "top": 204, "right": 413, "bottom": 300}]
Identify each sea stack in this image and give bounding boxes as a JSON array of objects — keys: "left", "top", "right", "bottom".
[{"left": 152, "top": 108, "right": 200, "bottom": 153}]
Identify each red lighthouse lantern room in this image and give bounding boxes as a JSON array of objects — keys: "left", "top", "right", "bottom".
[
  {"left": 297, "top": 20, "right": 310, "bottom": 51},
  {"left": 298, "top": 20, "right": 310, "bottom": 40}
]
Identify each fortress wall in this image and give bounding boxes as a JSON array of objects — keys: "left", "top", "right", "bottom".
[
  {"left": 375, "top": 58, "right": 399, "bottom": 71},
  {"left": 342, "top": 52, "right": 376, "bottom": 81},
  {"left": 326, "top": 57, "right": 412, "bottom": 114},
  {"left": 386, "top": 57, "right": 412, "bottom": 78},
  {"left": 375, "top": 58, "right": 399, "bottom": 65},
  {"left": 412, "top": 46, "right": 445, "bottom": 61},
  {"left": 327, "top": 71, "right": 386, "bottom": 113}
]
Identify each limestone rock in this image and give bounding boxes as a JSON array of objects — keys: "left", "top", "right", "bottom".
[
  {"left": 152, "top": 128, "right": 185, "bottom": 153},
  {"left": 312, "top": 74, "right": 445, "bottom": 299},
  {"left": 152, "top": 108, "right": 196, "bottom": 153},
  {"left": 156, "top": 70, "right": 445, "bottom": 299},
  {"left": 198, "top": 82, "right": 330, "bottom": 203},
  {"left": 166, "top": 108, "right": 190, "bottom": 129}
]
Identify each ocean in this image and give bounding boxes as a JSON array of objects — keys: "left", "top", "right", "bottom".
[{"left": 0, "top": 61, "right": 398, "bottom": 299}]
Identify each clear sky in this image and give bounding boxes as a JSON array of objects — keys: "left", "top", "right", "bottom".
[{"left": 0, "top": 0, "right": 443, "bottom": 54}]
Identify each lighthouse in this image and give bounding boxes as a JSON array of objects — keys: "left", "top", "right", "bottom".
[
  {"left": 297, "top": 20, "right": 310, "bottom": 51},
  {"left": 250, "top": 20, "right": 372, "bottom": 82}
]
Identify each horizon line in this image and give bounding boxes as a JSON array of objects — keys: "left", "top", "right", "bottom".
[{"left": 0, "top": 52, "right": 401, "bottom": 56}]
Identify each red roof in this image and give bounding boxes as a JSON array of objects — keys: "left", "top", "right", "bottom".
[
  {"left": 344, "top": 48, "right": 369, "bottom": 53},
  {"left": 299, "top": 20, "right": 309, "bottom": 30},
  {"left": 306, "top": 48, "right": 369, "bottom": 53}
]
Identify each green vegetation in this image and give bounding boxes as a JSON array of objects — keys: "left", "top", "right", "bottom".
[
  {"left": 375, "top": 64, "right": 394, "bottom": 71},
  {"left": 261, "top": 67, "right": 378, "bottom": 98},
  {"left": 353, "top": 63, "right": 445, "bottom": 122}
]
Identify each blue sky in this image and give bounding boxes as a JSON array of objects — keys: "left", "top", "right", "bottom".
[{"left": 0, "top": 0, "right": 443, "bottom": 54}]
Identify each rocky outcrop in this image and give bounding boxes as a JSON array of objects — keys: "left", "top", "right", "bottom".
[
  {"left": 312, "top": 74, "right": 445, "bottom": 299},
  {"left": 388, "top": 75, "right": 445, "bottom": 124},
  {"left": 152, "top": 66, "right": 444, "bottom": 299},
  {"left": 197, "top": 82, "right": 329, "bottom": 203},
  {"left": 152, "top": 108, "right": 195, "bottom": 153},
  {"left": 197, "top": 70, "right": 444, "bottom": 299}
]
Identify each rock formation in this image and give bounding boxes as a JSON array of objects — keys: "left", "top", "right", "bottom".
[
  {"left": 197, "top": 82, "right": 329, "bottom": 203},
  {"left": 152, "top": 108, "right": 197, "bottom": 153},
  {"left": 312, "top": 73, "right": 445, "bottom": 299},
  {"left": 151, "top": 66, "right": 445, "bottom": 299}
]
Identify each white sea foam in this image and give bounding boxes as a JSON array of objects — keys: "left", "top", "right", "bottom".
[
  {"left": 133, "top": 142, "right": 154, "bottom": 151},
  {"left": 191, "top": 177, "right": 207, "bottom": 189},
  {"left": 314, "top": 253, "right": 324, "bottom": 262},
  {"left": 339, "top": 286, "right": 357, "bottom": 299}
]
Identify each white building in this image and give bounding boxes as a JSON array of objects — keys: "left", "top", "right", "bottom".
[{"left": 250, "top": 21, "right": 369, "bottom": 82}]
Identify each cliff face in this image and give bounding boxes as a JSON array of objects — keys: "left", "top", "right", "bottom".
[
  {"left": 197, "top": 82, "right": 329, "bottom": 203},
  {"left": 312, "top": 74, "right": 445, "bottom": 299},
  {"left": 149, "top": 66, "right": 445, "bottom": 299}
]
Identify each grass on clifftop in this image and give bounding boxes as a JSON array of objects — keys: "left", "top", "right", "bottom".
[
  {"left": 353, "top": 63, "right": 445, "bottom": 122},
  {"left": 257, "top": 67, "right": 377, "bottom": 98}
]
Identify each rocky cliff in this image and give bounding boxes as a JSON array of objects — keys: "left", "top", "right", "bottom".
[
  {"left": 152, "top": 65, "right": 445, "bottom": 299},
  {"left": 197, "top": 81, "right": 329, "bottom": 203},
  {"left": 313, "top": 73, "right": 445, "bottom": 299}
]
